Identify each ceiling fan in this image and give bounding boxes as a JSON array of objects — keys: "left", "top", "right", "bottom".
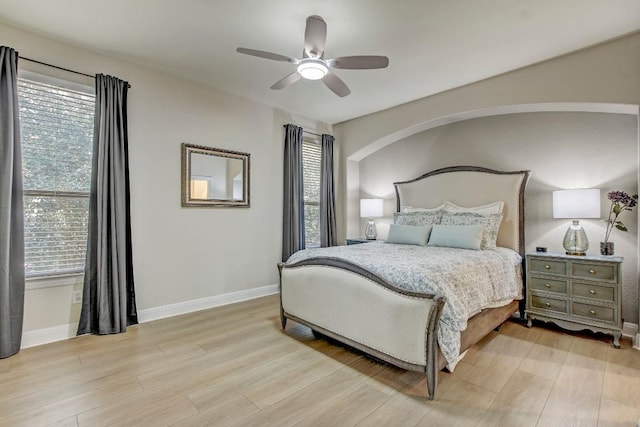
[{"left": 236, "top": 15, "right": 389, "bottom": 97}]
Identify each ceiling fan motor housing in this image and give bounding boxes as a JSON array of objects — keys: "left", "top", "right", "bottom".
[{"left": 297, "top": 58, "right": 328, "bottom": 80}]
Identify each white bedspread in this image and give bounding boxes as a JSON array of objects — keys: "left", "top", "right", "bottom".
[{"left": 286, "top": 243, "right": 523, "bottom": 365}]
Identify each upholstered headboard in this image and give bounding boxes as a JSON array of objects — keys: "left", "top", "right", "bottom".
[{"left": 394, "top": 166, "right": 530, "bottom": 254}]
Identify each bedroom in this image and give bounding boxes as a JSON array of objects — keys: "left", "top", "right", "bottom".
[{"left": 1, "top": 1, "right": 639, "bottom": 425}]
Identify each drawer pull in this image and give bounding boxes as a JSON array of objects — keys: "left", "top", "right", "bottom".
[
  {"left": 589, "top": 289, "right": 596, "bottom": 295},
  {"left": 589, "top": 269, "right": 596, "bottom": 275},
  {"left": 545, "top": 265, "right": 551, "bottom": 270},
  {"left": 545, "top": 283, "right": 551, "bottom": 288},
  {"left": 545, "top": 302, "right": 551, "bottom": 307},
  {"left": 589, "top": 310, "right": 596, "bottom": 315}
]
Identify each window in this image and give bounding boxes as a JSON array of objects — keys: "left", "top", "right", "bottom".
[
  {"left": 302, "top": 139, "right": 321, "bottom": 247},
  {"left": 18, "top": 73, "right": 95, "bottom": 278}
]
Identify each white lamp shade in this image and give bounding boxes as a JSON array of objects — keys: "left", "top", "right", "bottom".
[
  {"left": 552, "top": 189, "right": 601, "bottom": 219},
  {"left": 360, "top": 198, "right": 383, "bottom": 218}
]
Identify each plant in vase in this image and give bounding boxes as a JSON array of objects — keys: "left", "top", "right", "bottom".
[{"left": 602, "top": 190, "right": 638, "bottom": 255}]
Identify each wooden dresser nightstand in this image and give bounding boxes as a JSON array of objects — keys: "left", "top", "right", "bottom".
[
  {"left": 526, "top": 252, "right": 623, "bottom": 348},
  {"left": 346, "top": 238, "right": 383, "bottom": 245}
]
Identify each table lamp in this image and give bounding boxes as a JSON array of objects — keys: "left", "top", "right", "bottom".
[
  {"left": 552, "top": 188, "right": 601, "bottom": 256},
  {"left": 360, "top": 198, "right": 383, "bottom": 240}
]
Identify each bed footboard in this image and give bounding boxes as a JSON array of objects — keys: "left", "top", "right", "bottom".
[{"left": 278, "top": 258, "right": 445, "bottom": 399}]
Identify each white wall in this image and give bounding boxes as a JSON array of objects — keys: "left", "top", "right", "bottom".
[
  {"left": 334, "top": 32, "right": 640, "bottom": 330},
  {"left": 335, "top": 33, "right": 640, "bottom": 243},
  {"left": 1, "top": 23, "right": 329, "bottom": 341},
  {"left": 359, "top": 112, "right": 639, "bottom": 323}
]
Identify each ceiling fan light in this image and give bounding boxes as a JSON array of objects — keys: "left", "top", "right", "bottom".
[{"left": 297, "top": 60, "right": 328, "bottom": 80}]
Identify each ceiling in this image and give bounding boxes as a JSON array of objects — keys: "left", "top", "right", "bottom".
[{"left": 1, "top": 1, "right": 639, "bottom": 124}]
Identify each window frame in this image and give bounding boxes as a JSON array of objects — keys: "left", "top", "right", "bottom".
[
  {"left": 302, "top": 136, "right": 322, "bottom": 249},
  {"left": 18, "top": 69, "right": 95, "bottom": 289}
]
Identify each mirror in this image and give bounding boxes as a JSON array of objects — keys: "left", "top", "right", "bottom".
[{"left": 181, "top": 143, "right": 250, "bottom": 207}]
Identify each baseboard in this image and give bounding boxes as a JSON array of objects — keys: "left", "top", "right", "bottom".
[
  {"left": 137, "top": 284, "right": 279, "bottom": 323},
  {"left": 622, "top": 322, "right": 639, "bottom": 351},
  {"left": 21, "top": 284, "right": 279, "bottom": 349},
  {"left": 21, "top": 323, "right": 79, "bottom": 349},
  {"left": 622, "top": 321, "right": 639, "bottom": 339}
]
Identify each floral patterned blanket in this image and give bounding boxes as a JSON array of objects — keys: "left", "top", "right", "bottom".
[{"left": 286, "top": 243, "right": 523, "bottom": 365}]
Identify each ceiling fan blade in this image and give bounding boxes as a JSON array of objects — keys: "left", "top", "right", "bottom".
[
  {"left": 304, "top": 15, "right": 327, "bottom": 58},
  {"left": 322, "top": 72, "right": 350, "bottom": 97},
  {"left": 271, "top": 72, "right": 302, "bottom": 90},
  {"left": 331, "top": 55, "right": 389, "bottom": 70},
  {"left": 236, "top": 47, "right": 294, "bottom": 63}
]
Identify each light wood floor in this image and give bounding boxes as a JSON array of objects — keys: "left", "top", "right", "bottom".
[{"left": 1, "top": 295, "right": 640, "bottom": 427}]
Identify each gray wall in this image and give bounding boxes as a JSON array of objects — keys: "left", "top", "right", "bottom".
[{"left": 359, "top": 112, "right": 639, "bottom": 324}]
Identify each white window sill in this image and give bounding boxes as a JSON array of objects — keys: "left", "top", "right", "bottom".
[{"left": 26, "top": 273, "right": 83, "bottom": 290}]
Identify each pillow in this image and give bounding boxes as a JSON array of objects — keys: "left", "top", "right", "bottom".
[
  {"left": 401, "top": 204, "right": 445, "bottom": 213},
  {"left": 442, "top": 201, "right": 504, "bottom": 215},
  {"left": 427, "top": 224, "right": 484, "bottom": 250},
  {"left": 440, "top": 211, "right": 503, "bottom": 249},
  {"left": 394, "top": 210, "right": 442, "bottom": 226},
  {"left": 386, "top": 224, "right": 432, "bottom": 246}
]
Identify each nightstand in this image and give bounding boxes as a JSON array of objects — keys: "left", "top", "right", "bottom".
[
  {"left": 346, "top": 238, "right": 382, "bottom": 245},
  {"left": 526, "top": 252, "right": 623, "bottom": 348}
]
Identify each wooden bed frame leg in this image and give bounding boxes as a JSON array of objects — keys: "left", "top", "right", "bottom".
[
  {"left": 426, "top": 339, "right": 438, "bottom": 400},
  {"left": 278, "top": 276, "right": 287, "bottom": 330},
  {"left": 277, "top": 264, "right": 286, "bottom": 330},
  {"left": 425, "top": 296, "right": 445, "bottom": 400},
  {"left": 425, "top": 317, "right": 439, "bottom": 399},
  {"left": 426, "top": 337, "right": 438, "bottom": 400},
  {"left": 280, "top": 312, "right": 287, "bottom": 330},
  {"left": 426, "top": 371, "right": 437, "bottom": 401}
]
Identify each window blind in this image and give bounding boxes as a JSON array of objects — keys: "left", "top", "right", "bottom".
[
  {"left": 18, "top": 77, "right": 95, "bottom": 277},
  {"left": 302, "top": 140, "right": 321, "bottom": 247}
]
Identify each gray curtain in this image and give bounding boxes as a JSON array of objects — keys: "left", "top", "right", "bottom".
[
  {"left": 282, "top": 124, "right": 305, "bottom": 261},
  {"left": 0, "top": 46, "right": 24, "bottom": 358},
  {"left": 78, "top": 74, "right": 137, "bottom": 335},
  {"left": 320, "top": 134, "right": 337, "bottom": 247}
]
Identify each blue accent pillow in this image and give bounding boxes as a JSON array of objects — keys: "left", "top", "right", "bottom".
[
  {"left": 386, "top": 224, "right": 432, "bottom": 246},
  {"left": 440, "top": 212, "right": 503, "bottom": 249},
  {"left": 427, "top": 224, "right": 484, "bottom": 250}
]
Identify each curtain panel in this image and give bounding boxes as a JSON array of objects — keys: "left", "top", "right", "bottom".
[
  {"left": 0, "top": 46, "right": 25, "bottom": 358},
  {"left": 78, "top": 74, "right": 137, "bottom": 335},
  {"left": 282, "top": 124, "right": 305, "bottom": 261},
  {"left": 320, "top": 134, "right": 337, "bottom": 247}
]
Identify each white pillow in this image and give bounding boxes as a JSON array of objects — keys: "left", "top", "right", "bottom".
[{"left": 442, "top": 201, "right": 504, "bottom": 215}]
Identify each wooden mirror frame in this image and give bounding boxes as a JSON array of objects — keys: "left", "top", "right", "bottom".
[{"left": 181, "top": 143, "right": 250, "bottom": 207}]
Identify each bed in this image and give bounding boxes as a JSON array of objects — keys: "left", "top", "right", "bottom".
[{"left": 278, "top": 165, "right": 530, "bottom": 399}]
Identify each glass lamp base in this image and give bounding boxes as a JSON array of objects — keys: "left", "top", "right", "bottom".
[
  {"left": 565, "top": 250, "right": 586, "bottom": 256},
  {"left": 562, "top": 220, "right": 588, "bottom": 256},
  {"left": 364, "top": 218, "right": 377, "bottom": 240}
]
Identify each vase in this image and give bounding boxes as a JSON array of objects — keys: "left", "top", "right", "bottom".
[{"left": 600, "top": 241, "right": 614, "bottom": 256}]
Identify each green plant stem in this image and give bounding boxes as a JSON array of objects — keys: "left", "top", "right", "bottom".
[{"left": 604, "top": 203, "right": 617, "bottom": 243}]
